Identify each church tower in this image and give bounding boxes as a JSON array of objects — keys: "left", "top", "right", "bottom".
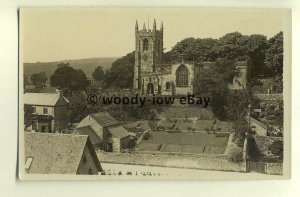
[{"left": 133, "top": 19, "right": 164, "bottom": 89}]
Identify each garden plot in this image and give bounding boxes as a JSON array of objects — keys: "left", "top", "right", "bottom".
[{"left": 136, "top": 132, "right": 229, "bottom": 155}]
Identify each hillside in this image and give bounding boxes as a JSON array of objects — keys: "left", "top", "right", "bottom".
[{"left": 23, "top": 57, "right": 118, "bottom": 83}]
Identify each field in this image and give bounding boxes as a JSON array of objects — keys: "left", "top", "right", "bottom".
[
  {"left": 158, "top": 119, "right": 233, "bottom": 132},
  {"left": 136, "top": 131, "right": 229, "bottom": 155}
]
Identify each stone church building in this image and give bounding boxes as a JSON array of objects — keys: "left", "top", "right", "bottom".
[{"left": 133, "top": 20, "right": 247, "bottom": 96}]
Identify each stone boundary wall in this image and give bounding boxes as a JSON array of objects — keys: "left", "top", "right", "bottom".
[
  {"left": 96, "top": 151, "right": 247, "bottom": 172},
  {"left": 265, "top": 163, "right": 283, "bottom": 175}
]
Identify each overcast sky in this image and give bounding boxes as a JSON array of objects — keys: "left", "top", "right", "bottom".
[{"left": 20, "top": 8, "right": 289, "bottom": 63}]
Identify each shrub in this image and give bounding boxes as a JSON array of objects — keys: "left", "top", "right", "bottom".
[
  {"left": 187, "top": 126, "right": 192, "bottom": 131},
  {"left": 233, "top": 119, "right": 252, "bottom": 147},
  {"left": 269, "top": 140, "right": 283, "bottom": 159},
  {"left": 143, "top": 132, "right": 151, "bottom": 140},
  {"left": 166, "top": 117, "right": 172, "bottom": 122},
  {"left": 128, "top": 138, "right": 137, "bottom": 150},
  {"left": 227, "top": 147, "right": 243, "bottom": 163}
]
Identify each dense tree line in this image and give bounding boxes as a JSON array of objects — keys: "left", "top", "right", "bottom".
[
  {"left": 164, "top": 31, "right": 283, "bottom": 78},
  {"left": 103, "top": 51, "right": 135, "bottom": 88},
  {"left": 100, "top": 31, "right": 283, "bottom": 89}
]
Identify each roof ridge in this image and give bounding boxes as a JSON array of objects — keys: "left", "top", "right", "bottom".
[{"left": 25, "top": 132, "right": 88, "bottom": 138}]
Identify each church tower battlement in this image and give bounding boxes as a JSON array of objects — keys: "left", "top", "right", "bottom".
[{"left": 133, "top": 19, "right": 164, "bottom": 89}]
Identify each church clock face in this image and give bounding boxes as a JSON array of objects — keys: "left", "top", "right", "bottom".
[{"left": 143, "top": 54, "right": 148, "bottom": 62}]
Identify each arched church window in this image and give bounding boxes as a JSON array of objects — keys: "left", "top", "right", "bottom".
[
  {"left": 143, "top": 38, "right": 149, "bottom": 51},
  {"left": 166, "top": 82, "right": 170, "bottom": 90},
  {"left": 176, "top": 64, "right": 188, "bottom": 86}
]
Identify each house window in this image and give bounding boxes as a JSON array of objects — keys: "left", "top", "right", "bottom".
[
  {"left": 32, "top": 106, "right": 36, "bottom": 114},
  {"left": 43, "top": 107, "right": 48, "bottom": 114},
  {"left": 176, "top": 64, "right": 188, "bottom": 86},
  {"left": 166, "top": 82, "right": 171, "bottom": 90},
  {"left": 143, "top": 38, "right": 149, "bottom": 51}
]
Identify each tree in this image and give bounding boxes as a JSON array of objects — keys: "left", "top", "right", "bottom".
[
  {"left": 92, "top": 66, "right": 105, "bottom": 81},
  {"left": 265, "top": 32, "right": 283, "bottom": 76},
  {"left": 31, "top": 73, "right": 41, "bottom": 87},
  {"left": 232, "top": 119, "right": 253, "bottom": 147},
  {"left": 224, "top": 89, "right": 252, "bottom": 121},
  {"left": 50, "top": 64, "right": 90, "bottom": 91},
  {"left": 30, "top": 72, "right": 47, "bottom": 88},
  {"left": 269, "top": 140, "right": 283, "bottom": 160},
  {"left": 104, "top": 52, "right": 135, "bottom": 88},
  {"left": 217, "top": 32, "right": 245, "bottom": 60},
  {"left": 245, "top": 34, "right": 268, "bottom": 79},
  {"left": 24, "top": 74, "right": 29, "bottom": 85},
  {"left": 165, "top": 37, "right": 218, "bottom": 62}
]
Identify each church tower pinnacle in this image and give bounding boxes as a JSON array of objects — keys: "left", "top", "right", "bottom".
[
  {"left": 135, "top": 20, "right": 138, "bottom": 31},
  {"left": 153, "top": 19, "right": 156, "bottom": 31}
]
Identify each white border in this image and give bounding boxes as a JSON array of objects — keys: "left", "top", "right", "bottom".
[{"left": 0, "top": 0, "right": 299, "bottom": 197}]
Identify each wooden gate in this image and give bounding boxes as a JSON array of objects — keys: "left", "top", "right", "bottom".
[{"left": 247, "top": 161, "right": 265, "bottom": 173}]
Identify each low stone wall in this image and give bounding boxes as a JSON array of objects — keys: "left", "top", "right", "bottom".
[
  {"left": 96, "top": 151, "right": 247, "bottom": 172},
  {"left": 265, "top": 163, "right": 283, "bottom": 175}
]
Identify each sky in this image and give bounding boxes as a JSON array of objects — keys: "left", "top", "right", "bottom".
[{"left": 20, "top": 8, "right": 289, "bottom": 63}]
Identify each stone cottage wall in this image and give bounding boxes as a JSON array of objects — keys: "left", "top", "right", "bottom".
[{"left": 77, "top": 146, "right": 101, "bottom": 175}]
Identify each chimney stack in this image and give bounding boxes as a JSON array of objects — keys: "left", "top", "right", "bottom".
[{"left": 56, "top": 89, "right": 63, "bottom": 97}]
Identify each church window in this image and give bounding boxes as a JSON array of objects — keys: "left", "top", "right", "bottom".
[
  {"left": 166, "top": 82, "right": 170, "bottom": 90},
  {"left": 143, "top": 38, "right": 149, "bottom": 51},
  {"left": 176, "top": 64, "right": 188, "bottom": 86}
]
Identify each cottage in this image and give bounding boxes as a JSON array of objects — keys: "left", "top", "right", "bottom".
[
  {"left": 24, "top": 132, "right": 103, "bottom": 175},
  {"left": 75, "top": 112, "right": 131, "bottom": 152},
  {"left": 24, "top": 89, "right": 69, "bottom": 132}
]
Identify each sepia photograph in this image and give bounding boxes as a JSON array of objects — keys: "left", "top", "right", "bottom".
[{"left": 18, "top": 8, "right": 291, "bottom": 180}]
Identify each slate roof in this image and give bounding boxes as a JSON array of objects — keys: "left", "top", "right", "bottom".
[
  {"left": 24, "top": 93, "right": 70, "bottom": 106},
  {"left": 107, "top": 126, "right": 131, "bottom": 139},
  {"left": 75, "top": 126, "right": 101, "bottom": 145},
  {"left": 24, "top": 132, "right": 102, "bottom": 174},
  {"left": 90, "top": 112, "right": 119, "bottom": 127}
]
